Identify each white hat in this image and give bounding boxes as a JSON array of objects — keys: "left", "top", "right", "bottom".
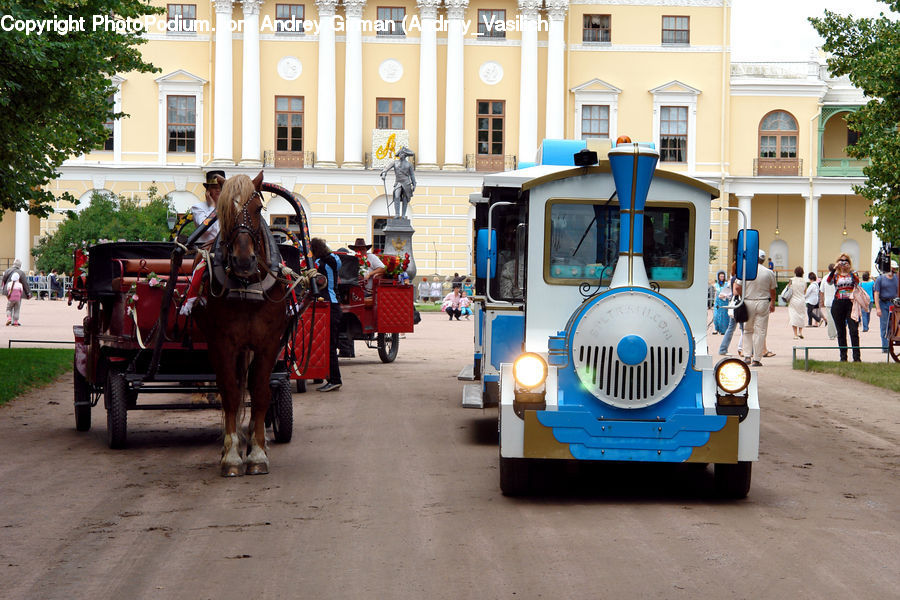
[
  {"left": 759, "top": 250, "right": 766, "bottom": 259},
  {"left": 892, "top": 259, "right": 899, "bottom": 269}
]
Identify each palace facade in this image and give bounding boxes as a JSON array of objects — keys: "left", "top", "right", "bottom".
[{"left": 1, "top": 0, "right": 884, "bottom": 279}]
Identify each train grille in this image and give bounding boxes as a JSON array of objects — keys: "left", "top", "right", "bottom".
[{"left": 576, "top": 344, "right": 685, "bottom": 404}]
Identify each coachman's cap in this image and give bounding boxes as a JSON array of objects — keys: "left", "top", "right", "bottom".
[
  {"left": 349, "top": 237, "right": 372, "bottom": 250},
  {"left": 203, "top": 170, "right": 226, "bottom": 188}
]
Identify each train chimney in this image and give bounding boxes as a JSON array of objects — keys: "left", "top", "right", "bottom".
[{"left": 607, "top": 141, "right": 659, "bottom": 289}]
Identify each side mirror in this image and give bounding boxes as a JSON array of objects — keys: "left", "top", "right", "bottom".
[
  {"left": 475, "top": 229, "right": 497, "bottom": 279},
  {"left": 736, "top": 229, "right": 760, "bottom": 281}
]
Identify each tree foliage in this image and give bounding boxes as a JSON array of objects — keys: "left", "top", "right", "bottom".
[
  {"left": 810, "top": 2, "right": 900, "bottom": 243},
  {"left": 0, "top": 0, "right": 160, "bottom": 218},
  {"left": 32, "top": 188, "right": 172, "bottom": 274}
]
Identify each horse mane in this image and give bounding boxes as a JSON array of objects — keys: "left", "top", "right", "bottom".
[{"left": 216, "top": 174, "right": 256, "bottom": 236}]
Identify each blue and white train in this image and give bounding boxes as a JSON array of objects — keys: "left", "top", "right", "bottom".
[{"left": 462, "top": 139, "right": 761, "bottom": 497}]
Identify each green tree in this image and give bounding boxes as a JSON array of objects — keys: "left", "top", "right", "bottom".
[
  {"left": 32, "top": 187, "right": 172, "bottom": 273},
  {"left": 810, "top": 2, "right": 900, "bottom": 243},
  {"left": 0, "top": 0, "right": 160, "bottom": 218}
]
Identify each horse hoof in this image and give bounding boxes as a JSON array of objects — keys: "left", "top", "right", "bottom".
[
  {"left": 221, "top": 464, "right": 243, "bottom": 477},
  {"left": 246, "top": 462, "right": 269, "bottom": 476}
]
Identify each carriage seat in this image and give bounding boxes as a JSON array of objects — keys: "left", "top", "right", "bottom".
[
  {"left": 334, "top": 253, "right": 361, "bottom": 304},
  {"left": 111, "top": 258, "right": 194, "bottom": 292}
]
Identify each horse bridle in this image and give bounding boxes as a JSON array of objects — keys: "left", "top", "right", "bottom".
[{"left": 224, "top": 190, "right": 265, "bottom": 270}]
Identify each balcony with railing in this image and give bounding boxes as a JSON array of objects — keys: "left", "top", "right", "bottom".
[
  {"left": 818, "top": 106, "right": 868, "bottom": 176},
  {"left": 753, "top": 157, "right": 802, "bottom": 176},
  {"left": 818, "top": 157, "right": 869, "bottom": 177},
  {"left": 465, "top": 153, "right": 517, "bottom": 172},
  {"left": 263, "top": 150, "right": 315, "bottom": 168}
]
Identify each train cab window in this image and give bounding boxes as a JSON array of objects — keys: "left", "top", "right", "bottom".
[
  {"left": 545, "top": 200, "right": 693, "bottom": 286},
  {"left": 489, "top": 206, "right": 526, "bottom": 302}
]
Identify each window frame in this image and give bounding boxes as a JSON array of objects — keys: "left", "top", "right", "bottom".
[
  {"left": 661, "top": 15, "right": 689, "bottom": 45},
  {"left": 376, "top": 6, "right": 406, "bottom": 36},
  {"left": 275, "top": 95, "right": 304, "bottom": 154},
  {"left": 275, "top": 4, "right": 305, "bottom": 34},
  {"left": 476, "top": 100, "right": 505, "bottom": 157},
  {"left": 372, "top": 216, "right": 391, "bottom": 252},
  {"left": 659, "top": 105, "right": 688, "bottom": 163},
  {"left": 166, "top": 4, "right": 197, "bottom": 34},
  {"left": 582, "top": 14, "right": 611, "bottom": 43},
  {"left": 757, "top": 110, "right": 799, "bottom": 159},
  {"left": 376, "top": 98, "right": 405, "bottom": 130},
  {"left": 477, "top": 9, "right": 506, "bottom": 39},
  {"left": 166, "top": 95, "right": 197, "bottom": 154},
  {"left": 580, "top": 104, "right": 610, "bottom": 139}
]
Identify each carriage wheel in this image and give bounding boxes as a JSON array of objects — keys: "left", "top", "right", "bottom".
[
  {"left": 377, "top": 333, "right": 400, "bottom": 363},
  {"left": 714, "top": 462, "right": 752, "bottom": 499},
  {"left": 270, "top": 377, "right": 293, "bottom": 444},
  {"left": 296, "top": 379, "right": 307, "bottom": 394},
  {"left": 889, "top": 312, "right": 899, "bottom": 363},
  {"left": 74, "top": 361, "right": 91, "bottom": 432},
  {"left": 105, "top": 370, "right": 128, "bottom": 449},
  {"left": 499, "top": 455, "right": 532, "bottom": 496}
]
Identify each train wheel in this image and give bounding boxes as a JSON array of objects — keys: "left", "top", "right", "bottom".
[
  {"left": 270, "top": 377, "right": 293, "bottom": 444},
  {"left": 499, "top": 455, "right": 532, "bottom": 496},
  {"left": 105, "top": 370, "right": 128, "bottom": 449},
  {"left": 714, "top": 461, "right": 752, "bottom": 498},
  {"left": 74, "top": 361, "right": 91, "bottom": 432},
  {"left": 377, "top": 333, "right": 399, "bottom": 363}
]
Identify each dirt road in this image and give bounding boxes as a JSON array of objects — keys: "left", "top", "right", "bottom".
[{"left": 1, "top": 306, "right": 898, "bottom": 599}]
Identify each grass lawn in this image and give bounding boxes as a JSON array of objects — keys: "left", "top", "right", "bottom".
[
  {"left": 792, "top": 359, "right": 900, "bottom": 393},
  {"left": 415, "top": 303, "right": 443, "bottom": 312},
  {"left": 0, "top": 348, "right": 74, "bottom": 405}
]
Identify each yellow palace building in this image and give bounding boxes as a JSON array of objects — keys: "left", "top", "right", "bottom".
[{"left": 1, "top": 0, "right": 885, "bottom": 278}]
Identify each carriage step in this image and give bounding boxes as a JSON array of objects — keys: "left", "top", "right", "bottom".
[
  {"left": 457, "top": 364, "right": 475, "bottom": 381},
  {"left": 462, "top": 383, "right": 483, "bottom": 409}
]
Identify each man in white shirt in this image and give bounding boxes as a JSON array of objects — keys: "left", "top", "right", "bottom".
[
  {"left": 734, "top": 250, "right": 777, "bottom": 366},
  {"left": 190, "top": 170, "right": 224, "bottom": 247},
  {"left": 348, "top": 238, "right": 385, "bottom": 293}
]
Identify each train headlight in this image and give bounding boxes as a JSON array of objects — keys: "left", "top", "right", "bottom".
[
  {"left": 513, "top": 353, "right": 548, "bottom": 389},
  {"left": 715, "top": 358, "right": 750, "bottom": 394}
]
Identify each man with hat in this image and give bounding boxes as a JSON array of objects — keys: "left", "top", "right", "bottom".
[
  {"left": 734, "top": 249, "right": 777, "bottom": 366},
  {"left": 380, "top": 147, "right": 416, "bottom": 219},
  {"left": 874, "top": 258, "right": 898, "bottom": 353},
  {"left": 349, "top": 238, "right": 385, "bottom": 293},
  {"left": 191, "top": 170, "right": 225, "bottom": 246}
]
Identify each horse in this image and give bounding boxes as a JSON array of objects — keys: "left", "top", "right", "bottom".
[{"left": 196, "top": 171, "right": 298, "bottom": 476}]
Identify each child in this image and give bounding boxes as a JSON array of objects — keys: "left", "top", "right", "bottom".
[
  {"left": 459, "top": 289, "right": 473, "bottom": 319},
  {"left": 5, "top": 272, "right": 24, "bottom": 326}
]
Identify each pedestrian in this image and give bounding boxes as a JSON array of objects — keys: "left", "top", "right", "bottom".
[
  {"left": 2, "top": 259, "right": 32, "bottom": 301},
  {"left": 768, "top": 257, "right": 775, "bottom": 271},
  {"left": 417, "top": 278, "right": 431, "bottom": 303},
  {"left": 820, "top": 263, "right": 836, "bottom": 333},
  {"left": 712, "top": 270, "right": 730, "bottom": 334},
  {"left": 430, "top": 277, "right": 443, "bottom": 303},
  {"left": 5, "top": 272, "right": 24, "bottom": 326},
  {"left": 873, "top": 259, "right": 898, "bottom": 354},
  {"left": 49, "top": 269, "right": 63, "bottom": 300},
  {"left": 310, "top": 237, "right": 343, "bottom": 392},
  {"left": 463, "top": 277, "right": 473, "bottom": 296},
  {"left": 718, "top": 262, "right": 741, "bottom": 356},
  {"left": 459, "top": 288, "right": 473, "bottom": 319},
  {"left": 451, "top": 273, "right": 463, "bottom": 290},
  {"left": 825, "top": 253, "right": 861, "bottom": 362},
  {"left": 805, "top": 272, "right": 823, "bottom": 327},
  {"left": 734, "top": 250, "right": 776, "bottom": 366},
  {"left": 787, "top": 266, "right": 808, "bottom": 340},
  {"left": 442, "top": 287, "right": 463, "bottom": 320},
  {"left": 858, "top": 272, "right": 874, "bottom": 332}
]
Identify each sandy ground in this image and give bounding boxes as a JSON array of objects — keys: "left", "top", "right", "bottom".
[{"left": 0, "top": 298, "right": 898, "bottom": 599}]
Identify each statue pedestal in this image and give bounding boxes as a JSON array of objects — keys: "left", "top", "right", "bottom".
[{"left": 382, "top": 217, "right": 416, "bottom": 280}]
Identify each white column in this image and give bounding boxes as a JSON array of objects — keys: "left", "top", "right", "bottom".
[
  {"left": 810, "top": 194, "right": 820, "bottom": 272},
  {"left": 443, "top": 0, "right": 468, "bottom": 170},
  {"left": 15, "top": 210, "right": 30, "bottom": 273},
  {"left": 803, "top": 193, "right": 813, "bottom": 274},
  {"left": 544, "top": 0, "right": 567, "bottom": 140},
  {"left": 342, "top": 0, "right": 366, "bottom": 168},
  {"left": 211, "top": 0, "right": 235, "bottom": 165},
  {"left": 239, "top": 0, "right": 262, "bottom": 166},
  {"left": 416, "top": 0, "right": 440, "bottom": 169},
  {"left": 518, "top": 0, "right": 540, "bottom": 164},
  {"left": 737, "top": 195, "right": 752, "bottom": 229},
  {"left": 316, "top": 0, "right": 338, "bottom": 168}
]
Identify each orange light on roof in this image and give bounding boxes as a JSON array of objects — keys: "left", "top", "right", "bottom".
[{"left": 616, "top": 135, "right": 632, "bottom": 144}]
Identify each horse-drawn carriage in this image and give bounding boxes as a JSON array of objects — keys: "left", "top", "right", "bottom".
[
  {"left": 289, "top": 252, "right": 416, "bottom": 390},
  {"left": 70, "top": 174, "right": 319, "bottom": 476}
]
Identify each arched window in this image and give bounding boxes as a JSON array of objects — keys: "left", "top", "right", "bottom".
[{"left": 759, "top": 110, "right": 798, "bottom": 159}]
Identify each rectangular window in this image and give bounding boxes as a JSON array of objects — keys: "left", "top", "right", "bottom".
[
  {"left": 376, "top": 7, "right": 405, "bottom": 36},
  {"left": 275, "top": 4, "right": 305, "bottom": 33},
  {"left": 582, "top": 14, "right": 610, "bottom": 42},
  {"left": 581, "top": 105, "right": 609, "bottom": 139},
  {"left": 545, "top": 200, "right": 693, "bottom": 285},
  {"left": 167, "top": 95, "right": 196, "bottom": 153},
  {"left": 477, "top": 9, "right": 506, "bottom": 39},
  {"left": 662, "top": 15, "right": 689, "bottom": 45},
  {"left": 167, "top": 4, "right": 196, "bottom": 33},
  {"left": 759, "top": 135, "right": 777, "bottom": 158},
  {"left": 659, "top": 106, "right": 687, "bottom": 163},
  {"left": 376, "top": 98, "right": 405, "bottom": 130},
  {"left": 101, "top": 95, "right": 114, "bottom": 151},
  {"left": 476, "top": 100, "right": 505, "bottom": 172},
  {"left": 275, "top": 96, "right": 304, "bottom": 152},
  {"left": 780, "top": 135, "right": 797, "bottom": 158},
  {"left": 372, "top": 217, "right": 390, "bottom": 252}
]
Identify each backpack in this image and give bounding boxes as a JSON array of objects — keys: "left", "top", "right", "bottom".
[{"left": 8, "top": 284, "right": 22, "bottom": 303}]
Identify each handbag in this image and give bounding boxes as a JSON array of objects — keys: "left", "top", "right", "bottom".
[
  {"left": 733, "top": 298, "right": 749, "bottom": 323},
  {"left": 780, "top": 284, "right": 793, "bottom": 303}
]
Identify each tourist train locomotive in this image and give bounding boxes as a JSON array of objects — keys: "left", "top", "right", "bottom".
[{"left": 462, "top": 139, "right": 761, "bottom": 497}]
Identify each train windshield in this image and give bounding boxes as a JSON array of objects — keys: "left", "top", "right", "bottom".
[{"left": 545, "top": 200, "right": 694, "bottom": 285}]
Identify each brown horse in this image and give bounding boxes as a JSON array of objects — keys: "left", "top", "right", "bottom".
[{"left": 197, "top": 172, "right": 294, "bottom": 476}]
